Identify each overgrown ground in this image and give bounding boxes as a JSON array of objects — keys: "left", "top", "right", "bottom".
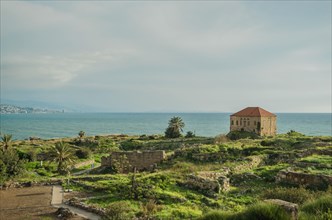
[{"left": 2, "top": 131, "right": 332, "bottom": 219}]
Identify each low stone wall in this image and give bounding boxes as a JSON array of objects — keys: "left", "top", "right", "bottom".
[
  {"left": 265, "top": 199, "right": 298, "bottom": 220},
  {"left": 185, "top": 172, "right": 230, "bottom": 197},
  {"left": 276, "top": 170, "right": 332, "bottom": 188},
  {"left": 66, "top": 197, "right": 106, "bottom": 216},
  {"left": 101, "top": 150, "right": 166, "bottom": 172},
  {"left": 72, "top": 159, "right": 95, "bottom": 169},
  {"left": 231, "top": 155, "right": 263, "bottom": 174},
  {"left": 1, "top": 179, "right": 63, "bottom": 190}
]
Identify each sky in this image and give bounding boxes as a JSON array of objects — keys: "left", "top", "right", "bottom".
[{"left": 1, "top": 1, "right": 331, "bottom": 113}]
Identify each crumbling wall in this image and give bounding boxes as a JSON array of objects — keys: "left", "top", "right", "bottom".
[
  {"left": 185, "top": 171, "right": 230, "bottom": 197},
  {"left": 101, "top": 150, "right": 166, "bottom": 172},
  {"left": 276, "top": 170, "right": 332, "bottom": 188}
]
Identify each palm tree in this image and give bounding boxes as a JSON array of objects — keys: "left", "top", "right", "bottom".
[
  {"left": 1, "top": 134, "right": 12, "bottom": 151},
  {"left": 165, "top": 117, "right": 185, "bottom": 138},
  {"left": 49, "top": 141, "right": 75, "bottom": 174}
]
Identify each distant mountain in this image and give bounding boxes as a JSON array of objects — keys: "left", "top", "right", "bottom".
[{"left": 0, "top": 104, "right": 63, "bottom": 114}]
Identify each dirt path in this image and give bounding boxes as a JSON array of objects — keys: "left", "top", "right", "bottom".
[
  {"left": 51, "top": 186, "right": 101, "bottom": 220},
  {"left": 0, "top": 186, "right": 84, "bottom": 220}
]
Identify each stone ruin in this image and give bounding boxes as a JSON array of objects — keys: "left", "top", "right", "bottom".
[
  {"left": 276, "top": 170, "right": 332, "bottom": 189},
  {"left": 264, "top": 199, "right": 298, "bottom": 220},
  {"left": 185, "top": 171, "right": 230, "bottom": 197},
  {"left": 101, "top": 150, "right": 166, "bottom": 172}
]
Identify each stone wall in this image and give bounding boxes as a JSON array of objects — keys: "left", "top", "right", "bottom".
[
  {"left": 276, "top": 170, "right": 332, "bottom": 188},
  {"left": 66, "top": 197, "right": 106, "bottom": 216},
  {"left": 72, "top": 159, "right": 95, "bottom": 169},
  {"left": 185, "top": 171, "right": 230, "bottom": 197},
  {"left": 264, "top": 199, "right": 298, "bottom": 220},
  {"left": 101, "top": 150, "right": 166, "bottom": 172}
]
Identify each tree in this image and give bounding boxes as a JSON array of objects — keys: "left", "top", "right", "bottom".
[
  {"left": 1, "top": 134, "right": 12, "bottom": 151},
  {"left": 165, "top": 116, "right": 185, "bottom": 138},
  {"left": 78, "top": 131, "right": 85, "bottom": 141},
  {"left": 0, "top": 148, "right": 26, "bottom": 185},
  {"left": 49, "top": 142, "right": 75, "bottom": 174}
]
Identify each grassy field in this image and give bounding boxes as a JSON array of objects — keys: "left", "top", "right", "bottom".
[{"left": 1, "top": 132, "right": 331, "bottom": 219}]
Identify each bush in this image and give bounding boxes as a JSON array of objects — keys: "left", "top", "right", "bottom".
[
  {"left": 120, "top": 140, "right": 144, "bottom": 151},
  {"left": 138, "top": 199, "right": 159, "bottom": 219},
  {"left": 226, "top": 131, "right": 259, "bottom": 140},
  {"left": 242, "top": 202, "right": 291, "bottom": 220},
  {"left": 214, "top": 134, "right": 229, "bottom": 144},
  {"left": 185, "top": 131, "right": 196, "bottom": 138},
  {"left": 199, "top": 202, "right": 291, "bottom": 220},
  {"left": 262, "top": 186, "right": 313, "bottom": 204},
  {"left": 261, "top": 140, "right": 274, "bottom": 146},
  {"left": 197, "top": 210, "right": 233, "bottom": 220},
  {"left": 301, "top": 195, "right": 332, "bottom": 216},
  {"left": 103, "top": 201, "right": 135, "bottom": 220},
  {"left": 75, "top": 148, "right": 92, "bottom": 159},
  {"left": 0, "top": 149, "right": 26, "bottom": 184},
  {"left": 287, "top": 130, "right": 304, "bottom": 136}
]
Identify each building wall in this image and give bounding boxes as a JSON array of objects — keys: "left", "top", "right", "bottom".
[
  {"left": 101, "top": 150, "right": 166, "bottom": 172},
  {"left": 230, "top": 116, "right": 276, "bottom": 136}
]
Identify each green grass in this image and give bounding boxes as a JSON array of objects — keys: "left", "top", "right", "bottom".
[
  {"left": 6, "top": 133, "right": 332, "bottom": 219},
  {"left": 299, "top": 195, "right": 332, "bottom": 220},
  {"left": 299, "top": 155, "right": 332, "bottom": 165},
  {"left": 198, "top": 202, "right": 292, "bottom": 220}
]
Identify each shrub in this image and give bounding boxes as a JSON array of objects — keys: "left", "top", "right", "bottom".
[
  {"left": 185, "top": 131, "right": 196, "bottom": 138},
  {"left": 75, "top": 148, "right": 92, "bottom": 159},
  {"left": 103, "top": 201, "right": 135, "bottom": 220},
  {"left": 0, "top": 149, "right": 26, "bottom": 184},
  {"left": 262, "top": 186, "right": 313, "bottom": 204},
  {"left": 242, "top": 202, "right": 291, "bottom": 220},
  {"left": 214, "top": 134, "right": 229, "bottom": 144},
  {"left": 226, "top": 131, "right": 259, "bottom": 141},
  {"left": 120, "top": 140, "right": 144, "bottom": 151},
  {"left": 27, "top": 150, "right": 37, "bottom": 161},
  {"left": 261, "top": 140, "right": 274, "bottom": 146},
  {"left": 197, "top": 210, "right": 233, "bottom": 220},
  {"left": 287, "top": 130, "right": 304, "bottom": 137},
  {"left": 199, "top": 202, "right": 291, "bottom": 220},
  {"left": 138, "top": 199, "right": 159, "bottom": 219},
  {"left": 301, "top": 195, "right": 332, "bottom": 216}
]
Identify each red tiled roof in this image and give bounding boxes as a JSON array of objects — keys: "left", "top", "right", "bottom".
[{"left": 231, "top": 107, "right": 276, "bottom": 117}]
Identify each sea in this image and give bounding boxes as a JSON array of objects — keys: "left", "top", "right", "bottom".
[{"left": 0, "top": 113, "right": 331, "bottom": 140}]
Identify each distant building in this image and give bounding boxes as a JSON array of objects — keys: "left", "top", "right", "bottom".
[{"left": 230, "top": 107, "right": 277, "bottom": 136}]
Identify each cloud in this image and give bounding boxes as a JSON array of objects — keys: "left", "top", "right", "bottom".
[
  {"left": 1, "top": 50, "right": 134, "bottom": 89},
  {"left": 1, "top": 1, "right": 331, "bottom": 112}
]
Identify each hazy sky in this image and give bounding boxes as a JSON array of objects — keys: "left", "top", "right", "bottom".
[{"left": 1, "top": 1, "right": 331, "bottom": 112}]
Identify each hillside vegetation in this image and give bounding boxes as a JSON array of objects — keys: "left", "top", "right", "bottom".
[{"left": 1, "top": 130, "right": 331, "bottom": 219}]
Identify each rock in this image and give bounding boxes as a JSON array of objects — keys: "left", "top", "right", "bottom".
[
  {"left": 264, "top": 199, "right": 298, "bottom": 220},
  {"left": 55, "top": 207, "right": 75, "bottom": 219},
  {"left": 185, "top": 172, "right": 230, "bottom": 197}
]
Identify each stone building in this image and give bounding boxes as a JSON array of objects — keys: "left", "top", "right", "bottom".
[
  {"left": 101, "top": 150, "right": 166, "bottom": 172},
  {"left": 230, "top": 107, "right": 277, "bottom": 136}
]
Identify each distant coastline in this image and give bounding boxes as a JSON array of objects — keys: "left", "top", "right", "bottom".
[{"left": 0, "top": 104, "right": 63, "bottom": 114}]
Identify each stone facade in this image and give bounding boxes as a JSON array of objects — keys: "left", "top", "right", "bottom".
[
  {"left": 101, "top": 150, "right": 166, "bottom": 172},
  {"left": 230, "top": 107, "right": 277, "bottom": 136}
]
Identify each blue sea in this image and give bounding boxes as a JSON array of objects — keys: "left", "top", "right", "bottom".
[{"left": 0, "top": 113, "right": 331, "bottom": 140}]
